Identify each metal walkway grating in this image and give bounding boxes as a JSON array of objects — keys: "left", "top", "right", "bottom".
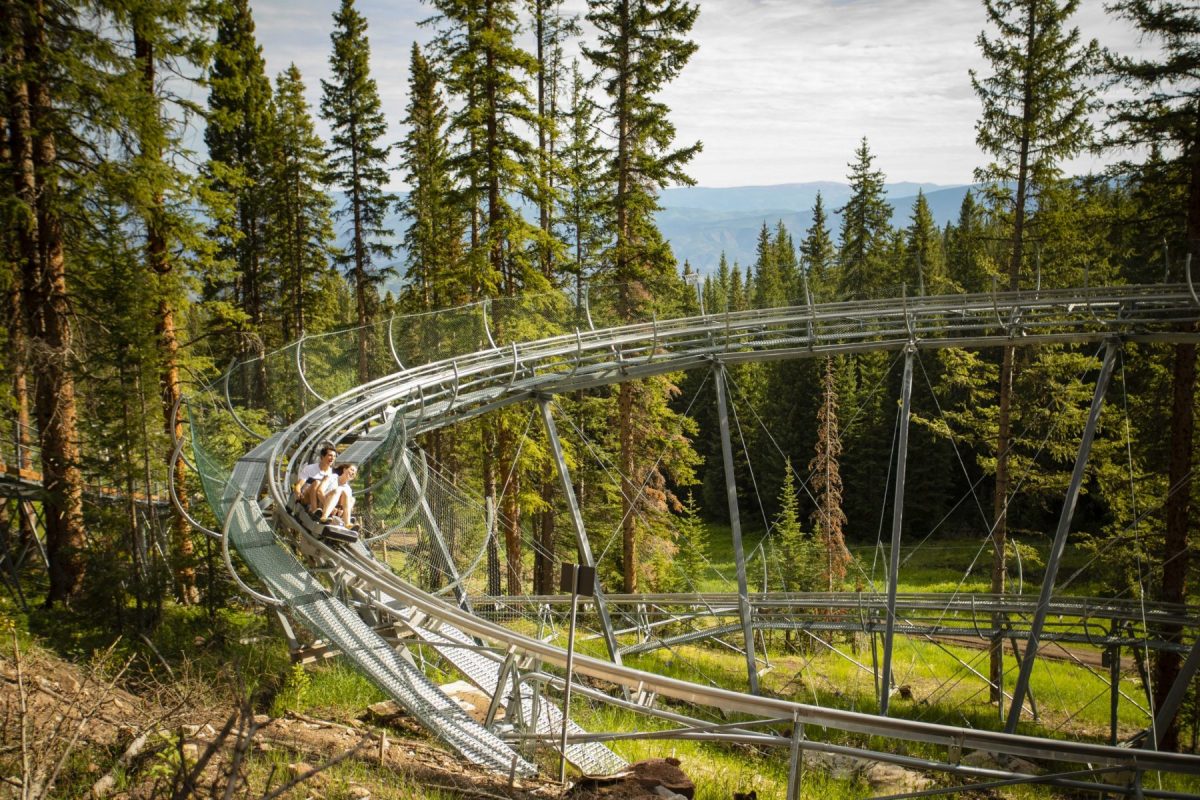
[
  {"left": 225, "top": 494, "right": 536, "bottom": 777},
  {"left": 411, "top": 615, "right": 628, "bottom": 776}
]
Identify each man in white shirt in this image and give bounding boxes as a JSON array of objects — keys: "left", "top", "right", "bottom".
[{"left": 296, "top": 443, "right": 336, "bottom": 514}]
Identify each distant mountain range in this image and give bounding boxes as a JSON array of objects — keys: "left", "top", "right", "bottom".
[
  {"left": 655, "top": 182, "right": 974, "bottom": 273},
  {"left": 360, "top": 181, "right": 976, "bottom": 292}
]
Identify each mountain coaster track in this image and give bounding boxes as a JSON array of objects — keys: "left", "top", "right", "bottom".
[{"left": 184, "top": 283, "right": 1200, "bottom": 798}]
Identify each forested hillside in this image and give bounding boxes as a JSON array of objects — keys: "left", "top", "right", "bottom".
[{"left": 2, "top": 0, "right": 1200, "bottom": 764}]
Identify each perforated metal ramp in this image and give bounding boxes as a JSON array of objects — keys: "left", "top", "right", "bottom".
[
  {"left": 224, "top": 483, "right": 534, "bottom": 776},
  {"left": 337, "top": 428, "right": 389, "bottom": 464},
  {"left": 408, "top": 614, "right": 627, "bottom": 776},
  {"left": 339, "top": 541, "right": 626, "bottom": 775}
]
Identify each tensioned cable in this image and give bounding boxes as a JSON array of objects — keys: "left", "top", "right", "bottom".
[
  {"left": 922, "top": 343, "right": 1111, "bottom": 633},
  {"left": 723, "top": 351, "right": 906, "bottom": 591},
  {"left": 869, "top": 390, "right": 902, "bottom": 591}
]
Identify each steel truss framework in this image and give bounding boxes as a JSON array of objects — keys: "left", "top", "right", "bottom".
[{"left": 183, "top": 283, "right": 1200, "bottom": 798}]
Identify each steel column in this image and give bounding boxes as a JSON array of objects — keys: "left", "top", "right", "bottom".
[
  {"left": 713, "top": 363, "right": 759, "bottom": 694},
  {"left": 880, "top": 346, "right": 915, "bottom": 716},
  {"left": 1148, "top": 635, "right": 1200, "bottom": 749},
  {"left": 1006, "top": 340, "right": 1118, "bottom": 731},
  {"left": 538, "top": 399, "right": 623, "bottom": 666}
]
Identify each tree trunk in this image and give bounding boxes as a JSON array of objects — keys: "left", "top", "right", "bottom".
[
  {"left": 497, "top": 418, "right": 522, "bottom": 595},
  {"left": 1153, "top": 124, "right": 1200, "bottom": 751},
  {"left": 11, "top": 2, "right": 87, "bottom": 603},
  {"left": 135, "top": 26, "right": 198, "bottom": 605}
]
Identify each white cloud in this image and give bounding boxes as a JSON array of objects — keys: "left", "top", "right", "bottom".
[{"left": 249, "top": 0, "right": 1158, "bottom": 188}]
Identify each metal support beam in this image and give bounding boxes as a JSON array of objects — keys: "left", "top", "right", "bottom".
[
  {"left": 880, "top": 346, "right": 915, "bottom": 716},
  {"left": 1147, "top": 634, "right": 1200, "bottom": 750},
  {"left": 538, "top": 399, "right": 623, "bottom": 667},
  {"left": 401, "top": 449, "right": 472, "bottom": 613},
  {"left": 713, "top": 363, "right": 759, "bottom": 694},
  {"left": 1006, "top": 339, "right": 1118, "bottom": 731}
]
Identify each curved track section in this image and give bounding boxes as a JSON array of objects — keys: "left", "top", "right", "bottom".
[{"left": 196, "top": 284, "right": 1200, "bottom": 791}]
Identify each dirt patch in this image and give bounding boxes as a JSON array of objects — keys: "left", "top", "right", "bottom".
[{"left": 570, "top": 758, "right": 695, "bottom": 799}]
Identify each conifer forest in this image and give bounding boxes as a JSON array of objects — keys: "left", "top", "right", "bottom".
[{"left": 3, "top": 0, "right": 1200, "bottom": 797}]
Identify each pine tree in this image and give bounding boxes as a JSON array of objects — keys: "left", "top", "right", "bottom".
[
  {"left": 753, "top": 222, "right": 786, "bottom": 309},
  {"left": 903, "top": 190, "right": 949, "bottom": 294},
  {"left": 809, "top": 357, "right": 850, "bottom": 591},
  {"left": 557, "top": 61, "right": 609, "bottom": 314},
  {"left": 530, "top": 0, "right": 578, "bottom": 281},
  {"left": 668, "top": 489, "right": 708, "bottom": 592},
  {"left": 1107, "top": 0, "right": 1200, "bottom": 751},
  {"left": 397, "top": 43, "right": 464, "bottom": 313},
  {"left": 128, "top": 0, "right": 221, "bottom": 604},
  {"left": 801, "top": 192, "right": 836, "bottom": 302},
  {"left": 837, "top": 138, "right": 893, "bottom": 299},
  {"left": 946, "top": 190, "right": 994, "bottom": 292},
  {"left": 972, "top": 0, "right": 1097, "bottom": 700},
  {"left": 205, "top": 0, "right": 274, "bottom": 398},
  {"left": 321, "top": 0, "right": 395, "bottom": 383},
  {"left": 774, "top": 458, "right": 813, "bottom": 591},
  {"left": 266, "top": 64, "right": 335, "bottom": 344},
  {"left": 585, "top": 0, "right": 702, "bottom": 593}
]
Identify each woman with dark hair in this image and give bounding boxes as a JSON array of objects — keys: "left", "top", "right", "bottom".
[{"left": 318, "top": 462, "right": 358, "bottom": 528}]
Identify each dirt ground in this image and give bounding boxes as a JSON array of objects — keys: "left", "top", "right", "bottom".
[{"left": 0, "top": 642, "right": 712, "bottom": 800}]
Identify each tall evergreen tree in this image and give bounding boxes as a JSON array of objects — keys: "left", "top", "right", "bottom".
[
  {"left": 397, "top": 43, "right": 464, "bottom": 312},
  {"left": 205, "top": 0, "right": 274, "bottom": 398},
  {"left": 585, "top": 0, "right": 702, "bottom": 593},
  {"left": 1107, "top": 0, "right": 1200, "bottom": 751},
  {"left": 557, "top": 61, "right": 609, "bottom": 310},
  {"left": 801, "top": 192, "right": 836, "bottom": 301},
  {"left": 266, "top": 64, "right": 335, "bottom": 344},
  {"left": 903, "top": 190, "right": 949, "bottom": 294},
  {"left": 128, "top": 0, "right": 221, "bottom": 604},
  {"left": 321, "top": 0, "right": 395, "bottom": 383},
  {"left": 972, "top": 0, "right": 1097, "bottom": 700},
  {"left": 837, "top": 138, "right": 893, "bottom": 299},
  {"left": 2, "top": 0, "right": 120, "bottom": 602},
  {"left": 946, "top": 190, "right": 994, "bottom": 292}
]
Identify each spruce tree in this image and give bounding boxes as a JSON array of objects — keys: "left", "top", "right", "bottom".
[
  {"left": 397, "top": 43, "right": 464, "bottom": 312},
  {"left": 557, "top": 61, "right": 609, "bottom": 314},
  {"left": 972, "top": 0, "right": 1097, "bottom": 700},
  {"left": 946, "top": 190, "right": 994, "bottom": 292},
  {"left": 903, "top": 190, "right": 950, "bottom": 294},
  {"left": 320, "top": 0, "right": 395, "bottom": 384},
  {"left": 1107, "top": 0, "right": 1200, "bottom": 751},
  {"left": 585, "top": 0, "right": 702, "bottom": 592},
  {"left": 205, "top": 0, "right": 274, "bottom": 398},
  {"left": 801, "top": 192, "right": 836, "bottom": 302},
  {"left": 266, "top": 64, "right": 335, "bottom": 344},
  {"left": 837, "top": 138, "right": 893, "bottom": 299},
  {"left": 128, "top": 0, "right": 220, "bottom": 604}
]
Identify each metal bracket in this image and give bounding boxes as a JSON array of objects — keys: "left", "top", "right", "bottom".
[
  {"left": 483, "top": 298, "right": 499, "bottom": 350},
  {"left": 386, "top": 314, "right": 405, "bottom": 369}
]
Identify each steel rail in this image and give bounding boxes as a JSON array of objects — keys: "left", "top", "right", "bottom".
[{"left": 209, "top": 284, "right": 1200, "bottom": 783}]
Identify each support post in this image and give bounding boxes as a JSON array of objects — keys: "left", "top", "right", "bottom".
[
  {"left": 880, "top": 345, "right": 915, "bottom": 716},
  {"left": 1006, "top": 339, "right": 1118, "bottom": 731},
  {"left": 713, "top": 363, "right": 759, "bottom": 694},
  {"left": 538, "top": 399, "right": 623, "bottom": 666},
  {"left": 1147, "top": 635, "right": 1200, "bottom": 750},
  {"left": 1110, "top": 633, "right": 1122, "bottom": 746}
]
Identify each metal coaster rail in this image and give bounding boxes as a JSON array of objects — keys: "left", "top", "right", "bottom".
[{"left": 189, "top": 282, "right": 1200, "bottom": 793}]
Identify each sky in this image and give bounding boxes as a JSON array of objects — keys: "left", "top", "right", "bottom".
[{"left": 248, "top": 0, "right": 1152, "bottom": 189}]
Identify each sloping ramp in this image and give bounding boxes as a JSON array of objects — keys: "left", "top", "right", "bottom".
[
  {"left": 400, "top": 607, "right": 627, "bottom": 776},
  {"left": 338, "top": 540, "right": 627, "bottom": 776},
  {"left": 220, "top": 449, "right": 535, "bottom": 777}
]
